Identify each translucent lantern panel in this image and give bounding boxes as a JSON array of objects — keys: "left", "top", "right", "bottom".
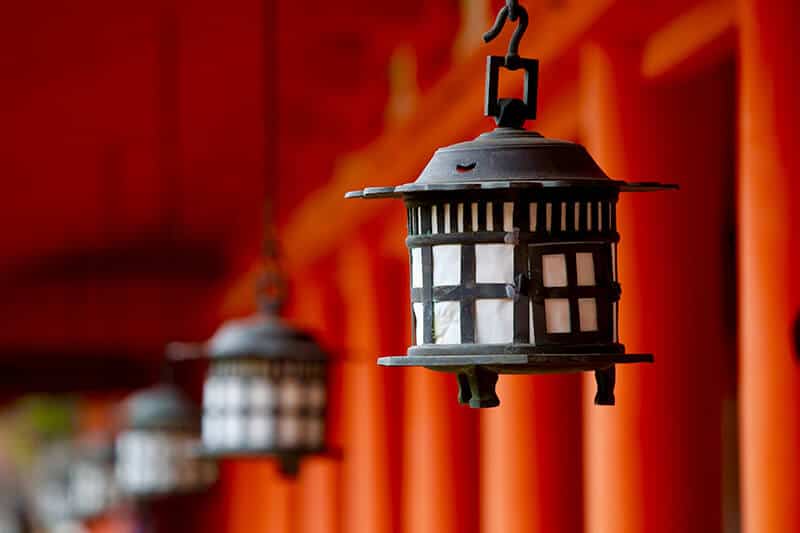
[
  {"left": 307, "top": 381, "right": 326, "bottom": 409},
  {"left": 249, "top": 378, "right": 275, "bottom": 409},
  {"left": 433, "top": 245, "right": 461, "bottom": 286},
  {"left": 576, "top": 253, "right": 596, "bottom": 286},
  {"left": 306, "top": 418, "right": 325, "bottom": 449},
  {"left": 413, "top": 302, "right": 424, "bottom": 345},
  {"left": 278, "top": 415, "right": 302, "bottom": 449},
  {"left": 204, "top": 375, "right": 224, "bottom": 410},
  {"left": 411, "top": 248, "right": 423, "bottom": 288},
  {"left": 280, "top": 380, "right": 303, "bottom": 409},
  {"left": 545, "top": 298, "right": 571, "bottom": 333},
  {"left": 542, "top": 254, "right": 568, "bottom": 287},
  {"left": 475, "top": 299, "right": 513, "bottom": 343},
  {"left": 475, "top": 244, "right": 514, "bottom": 283},
  {"left": 433, "top": 301, "right": 460, "bottom": 344},
  {"left": 224, "top": 377, "right": 245, "bottom": 410},
  {"left": 247, "top": 414, "right": 275, "bottom": 449},
  {"left": 223, "top": 414, "right": 246, "bottom": 449},
  {"left": 503, "top": 202, "right": 514, "bottom": 232},
  {"left": 579, "top": 298, "right": 598, "bottom": 332}
]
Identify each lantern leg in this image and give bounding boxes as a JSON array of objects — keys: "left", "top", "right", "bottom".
[
  {"left": 458, "top": 367, "right": 500, "bottom": 408},
  {"left": 456, "top": 373, "right": 473, "bottom": 405},
  {"left": 593, "top": 365, "right": 616, "bottom": 406},
  {"left": 278, "top": 454, "right": 300, "bottom": 478}
]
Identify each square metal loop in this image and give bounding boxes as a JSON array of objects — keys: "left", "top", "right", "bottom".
[{"left": 484, "top": 55, "right": 539, "bottom": 121}]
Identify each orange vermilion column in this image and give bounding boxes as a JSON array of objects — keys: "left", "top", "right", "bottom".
[
  {"left": 738, "top": 1, "right": 800, "bottom": 531},
  {"left": 337, "top": 236, "right": 401, "bottom": 533},
  {"left": 403, "top": 369, "right": 480, "bottom": 533},
  {"left": 580, "top": 42, "right": 730, "bottom": 533},
  {"left": 481, "top": 374, "right": 584, "bottom": 533}
]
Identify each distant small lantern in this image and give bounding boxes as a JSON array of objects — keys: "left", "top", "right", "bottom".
[
  {"left": 170, "top": 235, "right": 329, "bottom": 475},
  {"left": 116, "top": 384, "right": 216, "bottom": 498},
  {"left": 31, "top": 438, "right": 117, "bottom": 527},
  {"left": 346, "top": 0, "right": 676, "bottom": 407}
]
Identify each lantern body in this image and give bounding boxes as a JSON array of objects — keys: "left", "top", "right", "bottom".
[
  {"left": 115, "top": 429, "right": 216, "bottom": 497},
  {"left": 202, "top": 358, "right": 326, "bottom": 454},
  {"left": 31, "top": 440, "right": 117, "bottom": 526},
  {"left": 347, "top": 60, "right": 676, "bottom": 407},
  {"left": 405, "top": 188, "right": 620, "bottom": 356},
  {"left": 116, "top": 384, "right": 216, "bottom": 499}
]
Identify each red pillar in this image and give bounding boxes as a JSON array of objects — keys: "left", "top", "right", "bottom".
[
  {"left": 580, "top": 42, "right": 730, "bottom": 533},
  {"left": 337, "top": 237, "right": 401, "bottom": 533},
  {"left": 738, "top": 1, "right": 800, "bottom": 531},
  {"left": 403, "top": 369, "right": 480, "bottom": 533},
  {"left": 481, "top": 374, "right": 584, "bottom": 533}
]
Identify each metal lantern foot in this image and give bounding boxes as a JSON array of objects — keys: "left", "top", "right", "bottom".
[
  {"left": 278, "top": 454, "right": 301, "bottom": 478},
  {"left": 594, "top": 365, "right": 616, "bottom": 406},
  {"left": 457, "top": 367, "right": 500, "bottom": 408}
]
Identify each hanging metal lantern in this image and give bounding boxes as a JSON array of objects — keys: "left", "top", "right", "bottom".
[
  {"left": 170, "top": 235, "right": 329, "bottom": 475},
  {"left": 345, "top": 0, "right": 676, "bottom": 407},
  {"left": 115, "top": 384, "right": 216, "bottom": 499},
  {"left": 30, "top": 438, "right": 117, "bottom": 527}
]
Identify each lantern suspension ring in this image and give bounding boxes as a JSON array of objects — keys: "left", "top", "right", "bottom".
[{"left": 483, "top": 0, "right": 529, "bottom": 69}]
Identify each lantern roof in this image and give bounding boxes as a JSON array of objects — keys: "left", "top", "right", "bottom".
[
  {"left": 346, "top": 127, "right": 676, "bottom": 200},
  {"left": 205, "top": 313, "right": 328, "bottom": 362},
  {"left": 121, "top": 383, "right": 199, "bottom": 433}
]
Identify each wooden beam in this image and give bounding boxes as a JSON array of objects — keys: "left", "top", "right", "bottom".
[{"left": 641, "top": 0, "right": 736, "bottom": 81}]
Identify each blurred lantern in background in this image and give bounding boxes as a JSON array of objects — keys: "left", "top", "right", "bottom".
[
  {"left": 30, "top": 437, "right": 117, "bottom": 529},
  {"left": 170, "top": 225, "right": 329, "bottom": 476},
  {"left": 346, "top": 0, "right": 676, "bottom": 407},
  {"left": 116, "top": 384, "right": 216, "bottom": 499}
]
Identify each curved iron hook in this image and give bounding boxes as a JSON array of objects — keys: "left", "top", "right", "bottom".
[{"left": 483, "top": 1, "right": 529, "bottom": 69}]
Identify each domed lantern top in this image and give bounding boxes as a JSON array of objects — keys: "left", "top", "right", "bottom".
[
  {"left": 116, "top": 384, "right": 216, "bottom": 498},
  {"left": 346, "top": 0, "right": 676, "bottom": 408}
]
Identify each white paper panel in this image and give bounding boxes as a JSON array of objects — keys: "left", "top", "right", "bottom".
[
  {"left": 587, "top": 203, "right": 593, "bottom": 230},
  {"left": 306, "top": 419, "right": 325, "bottom": 449},
  {"left": 411, "top": 248, "right": 423, "bottom": 288},
  {"left": 248, "top": 415, "right": 274, "bottom": 448},
  {"left": 575, "top": 203, "right": 580, "bottom": 229},
  {"left": 225, "top": 378, "right": 244, "bottom": 409},
  {"left": 307, "top": 382, "right": 326, "bottom": 409},
  {"left": 475, "top": 244, "right": 514, "bottom": 283},
  {"left": 542, "top": 254, "right": 568, "bottom": 287},
  {"left": 475, "top": 299, "right": 513, "bottom": 343},
  {"left": 433, "top": 244, "right": 461, "bottom": 286},
  {"left": 417, "top": 207, "right": 422, "bottom": 234},
  {"left": 529, "top": 301, "right": 536, "bottom": 343},
  {"left": 546, "top": 203, "right": 553, "bottom": 231},
  {"left": 579, "top": 298, "right": 598, "bottom": 331},
  {"left": 278, "top": 416, "right": 301, "bottom": 448},
  {"left": 471, "top": 203, "right": 479, "bottom": 230},
  {"left": 204, "top": 376, "right": 223, "bottom": 409},
  {"left": 280, "top": 380, "right": 303, "bottom": 409},
  {"left": 457, "top": 203, "right": 465, "bottom": 232},
  {"left": 504, "top": 202, "right": 514, "bottom": 231},
  {"left": 486, "top": 202, "right": 494, "bottom": 231},
  {"left": 597, "top": 202, "right": 603, "bottom": 230},
  {"left": 545, "top": 298, "right": 571, "bottom": 333},
  {"left": 224, "top": 415, "right": 245, "bottom": 448},
  {"left": 431, "top": 205, "right": 439, "bottom": 233},
  {"left": 529, "top": 203, "right": 538, "bottom": 231},
  {"left": 413, "top": 302, "right": 424, "bottom": 345},
  {"left": 434, "top": 301, "right": 461, "bottom": 344},
  {"left": 444, "top": 204, "right": 451, "bottom": 233},
  {"left": 249, "top": 378, "right": 274, "bottom": 409},
  {"left": 561, "top": 202, "right": 567, "bottom": 231},
  {"left": 576, "top": 253, "right": 596, "bottom": 286}
]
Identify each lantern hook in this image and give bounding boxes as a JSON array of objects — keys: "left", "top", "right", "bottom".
[
  {"left": 257, "top": 215, "right": 288, "bottom": 315},
  {"left": 483, "top": 0, "right": 529, "bottom": 69}
]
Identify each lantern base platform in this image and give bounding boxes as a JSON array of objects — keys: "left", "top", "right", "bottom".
[
  {"left": 196, "top": 447, "right": 328, "bottom": 477},
  {"left": 378, "top": 353, "right": 652, "bottom": 408}
]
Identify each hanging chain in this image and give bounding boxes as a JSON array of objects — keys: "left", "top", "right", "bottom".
[
  {"left": 257, "top": 205, "right": 288, "bottom": 315},
  {"left": 483, "top": 0, "right": 529, "bottom": 69}
]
